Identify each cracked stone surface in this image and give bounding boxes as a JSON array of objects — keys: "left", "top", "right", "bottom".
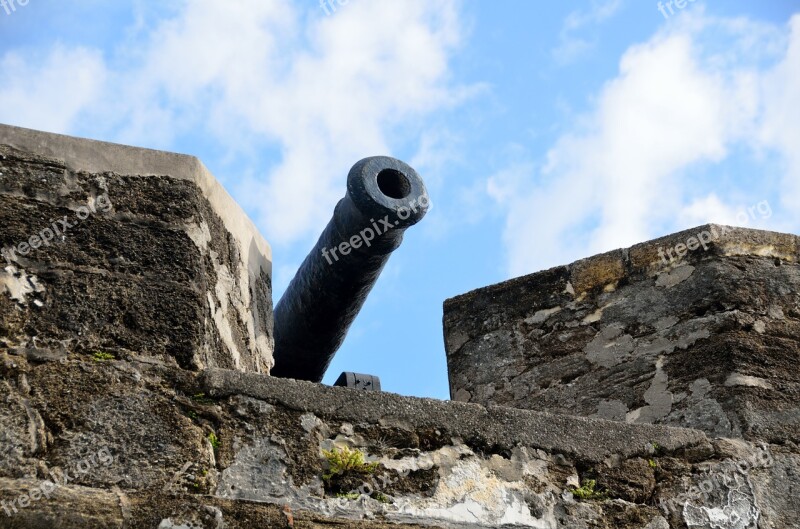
[
  {"left": 0, "top": 351, "right": 797, "bottom": 528},
  {"left": 444, "top": 224, "right": 800, "bottom": 445},
  {"left": 0, "top": 124, "right": 273, "bottom": 373}
]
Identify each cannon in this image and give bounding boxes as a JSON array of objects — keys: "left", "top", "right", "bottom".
[{"left": 271, "top": 156, "right": 430, "bottom": 382}]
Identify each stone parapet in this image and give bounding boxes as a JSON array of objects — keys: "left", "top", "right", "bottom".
[
  {"left": 1, "top": 348, "right": 796, "bottom": 528},
  {"left": 0, "top": 124, "right": 273, "bottom": 373},
  {"left": 444, "top": 225, "right": 800, "bottom": 444}
]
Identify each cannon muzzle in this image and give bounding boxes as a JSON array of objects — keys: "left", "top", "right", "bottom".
[{"left": 272, "top": 156, "right": 429, "bottom": 382}]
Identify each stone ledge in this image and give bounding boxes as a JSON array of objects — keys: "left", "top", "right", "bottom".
[
  {"left": 1, "top": 352, "right": 792, "bottom": 528},
  {"left": 201, "top": 368, "right": 712, "bottom": 464}
]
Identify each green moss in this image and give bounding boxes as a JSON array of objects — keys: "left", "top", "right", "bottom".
[
  {"left": 322, "top": 446, "right": 378, "bottom": 482},
  {"left": 571, "top": 479, "right": 607, "bottom": 501},
  {"left": 651, "top": 442, "right": 664, "bottom": 456},
  {"left": 648, "top": 458, "right": 658, "bottom": 469},
  {"left": 207, "top": 432, "right": 220, "bottom": 449},
  {"left": 191, "top": 393, "right": 215, "bottom": 405},
  {"left": 335, "top": 492, "right": 361, "bottom": 500},
  {"left": 372, "top": 492, "right": 392, "bottom": 504},
  {"left": 91, "top": 351, "right": 115, "bottom": 361}
]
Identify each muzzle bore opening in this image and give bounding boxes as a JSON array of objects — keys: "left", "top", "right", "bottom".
[{"left": 377, "top": 169, "right": 412, "bottom": 200}]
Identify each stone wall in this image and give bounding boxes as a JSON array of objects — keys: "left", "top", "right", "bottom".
[
  {"left": 444, "top": 225, "right": 800, "bottom": 445},
  {"left": 0, "top": 124, "right": 273, "bottom": 373},
  {"left": 1, "top": 347, "right": 796, "bottom": 528}
]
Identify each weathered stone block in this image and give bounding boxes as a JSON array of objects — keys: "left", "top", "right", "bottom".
[
  {"left": 444, "top": 225, "right": 800, "bottom": 444},
  {"left": 0, "top": 124, "right": 273, "bottom": 373},
  {"left": 1, "top": 345, "right": 797, "bottom": 528}
]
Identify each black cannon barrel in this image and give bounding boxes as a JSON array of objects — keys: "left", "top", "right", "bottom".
[{"left": 271, "top": 156, "right": 429, "bottom": 382}]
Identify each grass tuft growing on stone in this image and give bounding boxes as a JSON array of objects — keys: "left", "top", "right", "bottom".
[
  {"left": 571, "top": 479, "right": 608, "bottom": 501},
  {"left": 335, "top": 492, "right": 361, "bottom": 500},
  {"left": 92, "top": 351, "right": 115, "bottom": 361},
  {"left": 191, "top": 393, "right": 215, "bottom": 405},
  {"left": 322, "top": 446, "right": 378, "bottom": 482}
]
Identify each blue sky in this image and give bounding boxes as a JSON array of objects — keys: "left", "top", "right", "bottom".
[{"left": 1, "top": 1, "right": 798, "bottom": 399}]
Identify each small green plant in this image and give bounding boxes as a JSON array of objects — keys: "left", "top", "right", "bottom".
[
  {"left": 92, "top": 351, "right": 115, "bottom": 361},
  {"left": 322, "top": 446, "right": 378, "bottom": 482},
  {"left": 571, "top": 479, "right": 607, "bottom": 501},
  {"left": 335, "top": 492, "right": 361, "bottom": 500},
  {"left": 207, "top": 432, "right": 220, "bottom": 449},
  {"left": 648, "top": 458, "right": 658, "bottom": 469},
  {"left": 372, "top": 492, "right": 392, "bottom": 504},
  {"left": 191, "top": 393, "right": 215, "bottom": 405}
]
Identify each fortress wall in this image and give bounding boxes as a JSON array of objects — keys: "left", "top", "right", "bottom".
[
  {"left": 444, "top": 225, "right": 800, "bottom": 445},
  {"left": 0, "top": 124, "right": 273, "bottom": 373}
]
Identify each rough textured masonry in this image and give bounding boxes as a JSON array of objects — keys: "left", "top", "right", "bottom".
[
  {"left": 445, "top": 225, "right": 800, "bottom": 445},
  {"left": 1, "top": 126, "right": 798, "bottom": 528},
  {"left": 0, "top": 124, "right": 273, "bottom": 373},
  {"left": 0, "top": 354, "right": 796, "bottom": 528}
]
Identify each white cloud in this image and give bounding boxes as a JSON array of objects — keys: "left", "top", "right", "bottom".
[
  {"left": 677, "top": 194, "right": 741, "bottom": 226},
  {"left": 137, "top": 0, "right": 470, "bottom": 245},
  {"left": 565, "top": 0, "right": 624, "bottom": 30},
  {"left": 0, "top": 0, "right": 469, "bottom": 247},
  {"left": 0, "top": 45, "right": 106, "bottom": 134},
  {"left": 759, "top": 15, "right": 800, "bottom": 210},
  {"left": 677, "top": 194, "right": 775, "bottom": 231},
  {"left": 493, "top": 12, "right": 800, "bottom": 277},
  {"left": 553, "top": 0, "right": 624, "bottom": 63},
  {"left": 247, "top": 1, "right": 468, "bottom": 244}
]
